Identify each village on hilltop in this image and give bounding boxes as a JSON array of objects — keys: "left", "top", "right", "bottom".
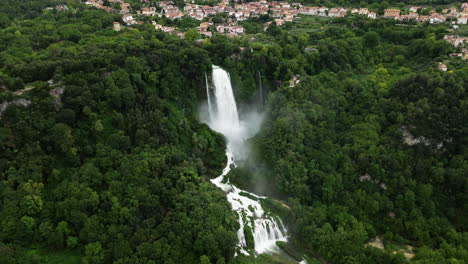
[{"left": 80, "top": 0, "right": 468, "bottom": 57}]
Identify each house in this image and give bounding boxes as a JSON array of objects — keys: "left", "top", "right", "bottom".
[
  {"left": 401, "top": 12, "right": 419, "bottom": 21},
  {"left": 152, "top": 21, "right": 162, "bottom": 30},
  {"left": 292, "top": 3, "right": 302, "bottom": 8},
  {"left": 216, "top": 25, "right": 225, "bottom": 33},
  {"left": 409, "top": 6, "right": 420, "bottom": 13},
  {"left": 225, "top": 6, "right": 235, "bottom": 16},
  {"left": 154, "top": 25, "right": 175, "bottom": 33},
  {"left": 199, "top": 22, "right": 210, "bottom": 31},
  {"left": 120, "top": 3, "right": 130, "bottom": 14},
  {"left": 437, "top": 63, "right": 447, "bottom": 71},
  {"left": 368, "top": 12, "right": 376, "bottom": 19},
  {"left": 113, "top": 22, "right": 121, "bottom": 31},
  {"left": 216, "top": 3, "right": 226, "bottom": 12},
  {"left": 328, "top": 8, "right": 346, "bottom": 17},
  {"left": 339, "top": 8, "right": 348, "bottom": 17},
  {"left": 299, "top": 7, "right": 318, "bottom": 15},
  {"left": 274, "top": 18, "right": 284, "bottom": 26},
  {"left": 318, "top": 7, "right": 328, "bottom": 13},
  {"left": 449, "top": 52, "right": 463, "bottom": 58},
  {"left": 351, "top": 8, "right": 359, "bottom": 14},
  {"left": 166, "top": 12, "right": 178, "bottom": 20},
  {"left": 384, "top": 9, "right": 400, "bottom": 18},
  {"left": 162, "top": 27, "right": 174, "bottom": 33},
  {"left": 158, "top": 1, "right": 174, "bottom": 8},
  {"left": 444, "top": 35, "right": 468, "bottom": 47},
  {"left": 359, "top": 8, "right": 369, "bottom": 15},
  {"left": 141, "top": 7, "right": 156, "bottom": 16},
  {"left": 195, "top": 12, "right": 204, "bottom": 20},
  {"left": 458, "top": 15, "right": 468, "bottom": 24},
  {"left": 258, "top": 7, "right": 268, "bottom": 15},
  {"left": 85, "top": 0, "right": 101, "bottom": 6},
  {"left": 122, "top": 14, "right": 136, "bottom": 25},
  {"left": 446, "top": 9, "right": 459, "bottom": 18},
  {"left": 430, "top": 14, "right": 446, "bottom": 23},
  {"left": 164, "top": 7, "right": 184, "bottom": 20},
  {"left": 280, "top": 2, "right": 290, "bottom": 8},
  {"left": 228, "top": 25, "right": 244, "bottom": 34},
  {"left": 203, "top": 6, "right": 217, "bottom": 16},
  {"left": 418, "top": 15, "right": 430, "bottom": 22},
  {"left": 270, "top": 7, "right": 282, "bottom": 17},
  {"left": 399, "top": 15, "right": 413, "bottom": 21}
]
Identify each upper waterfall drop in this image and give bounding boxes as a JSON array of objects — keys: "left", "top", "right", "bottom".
[
  {"left": 209, "top": 65, "right": 244, "bottom": 151},
  {"left": 205, "top": 65, "right": 287, "bottom": 256}
]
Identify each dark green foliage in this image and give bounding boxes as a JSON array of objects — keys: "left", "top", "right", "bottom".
[
  {"left": 247, "top": 19, "right": 467, "bottom": 264},
  {"left": 0, "top": 5, "right": 238, "bottom": 264},
  {"left": 0, "top": 2, "right": 467, "bottom": 264}
]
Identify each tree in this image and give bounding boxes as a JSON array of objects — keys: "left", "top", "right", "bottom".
[
  {"left": 185, "top": 28, "right": 201, "bottom": 41},
  {"left": 200, "top": 255, "right": 211, "bottom": 264},
  {"left": 50, "top": 123, "right": 74, "bottom": 153},
  {"left": 19, "top": 180, "right": 44, "bottom": 216},
  {"left": 363, "top": 31, "right": 380, "bottom": 48},
  {"left": 266, "top": 22, "right": 281, "bottom": 37},
  {"left": 83, "top": 242, "right": 105, "bottom": 264}
]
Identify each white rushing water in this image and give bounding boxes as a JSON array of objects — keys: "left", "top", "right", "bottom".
[{"left": 207, "top": 65, "right": 287, "bottom": 255}]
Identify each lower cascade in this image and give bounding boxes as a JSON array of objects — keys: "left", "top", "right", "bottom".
[{"left": 206, "top": 65, "right": 287, "bottom": 255}]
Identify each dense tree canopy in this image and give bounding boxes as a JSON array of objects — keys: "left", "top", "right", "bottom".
[
  {"left": 0, "top": 4, "right": 239, "bottom": 264},
  {"left": 238, "top": 14, "right": 467, "bottom": 264},
  {"left": 0, "top": 1, "right": 466, "bottom": 264}
]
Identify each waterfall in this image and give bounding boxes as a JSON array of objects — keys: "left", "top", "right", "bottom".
[
  {"left": 205, "top": 72, "right": 213, "bottom": 120},
  {"left": 207, "top": 65, "right": 287, "bottom": 255},
  {"left": 209, "top": 66, "right": 242, "bottom": 146},
  {"left": 257, "top": 71, "right": 263, "bottom": 106}
]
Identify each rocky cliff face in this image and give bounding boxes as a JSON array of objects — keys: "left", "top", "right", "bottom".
[{"left": 0, "top": 99, "right": 31, "bottom": 119}]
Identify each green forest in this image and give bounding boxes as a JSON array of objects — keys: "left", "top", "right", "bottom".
[{"left": 0, "top": 0, "right": 467, "bottom": 264}]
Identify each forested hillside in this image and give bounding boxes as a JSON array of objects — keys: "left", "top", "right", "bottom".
[
  {"left": 0, "top": 3, "right": 239, "bottom": 263},
  {"left": 237, "top": 17, "right": 468, "bottom": 264},
  {"left": 0, "top": 0, "right": 69, "bottom": 28},
  {"left": 0, "top": 1, "right": 466, "bottom": 264}
]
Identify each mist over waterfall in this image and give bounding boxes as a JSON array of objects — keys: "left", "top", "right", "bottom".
[{"left": 204, "top": 65, "right": 287, "bottom": 255}]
